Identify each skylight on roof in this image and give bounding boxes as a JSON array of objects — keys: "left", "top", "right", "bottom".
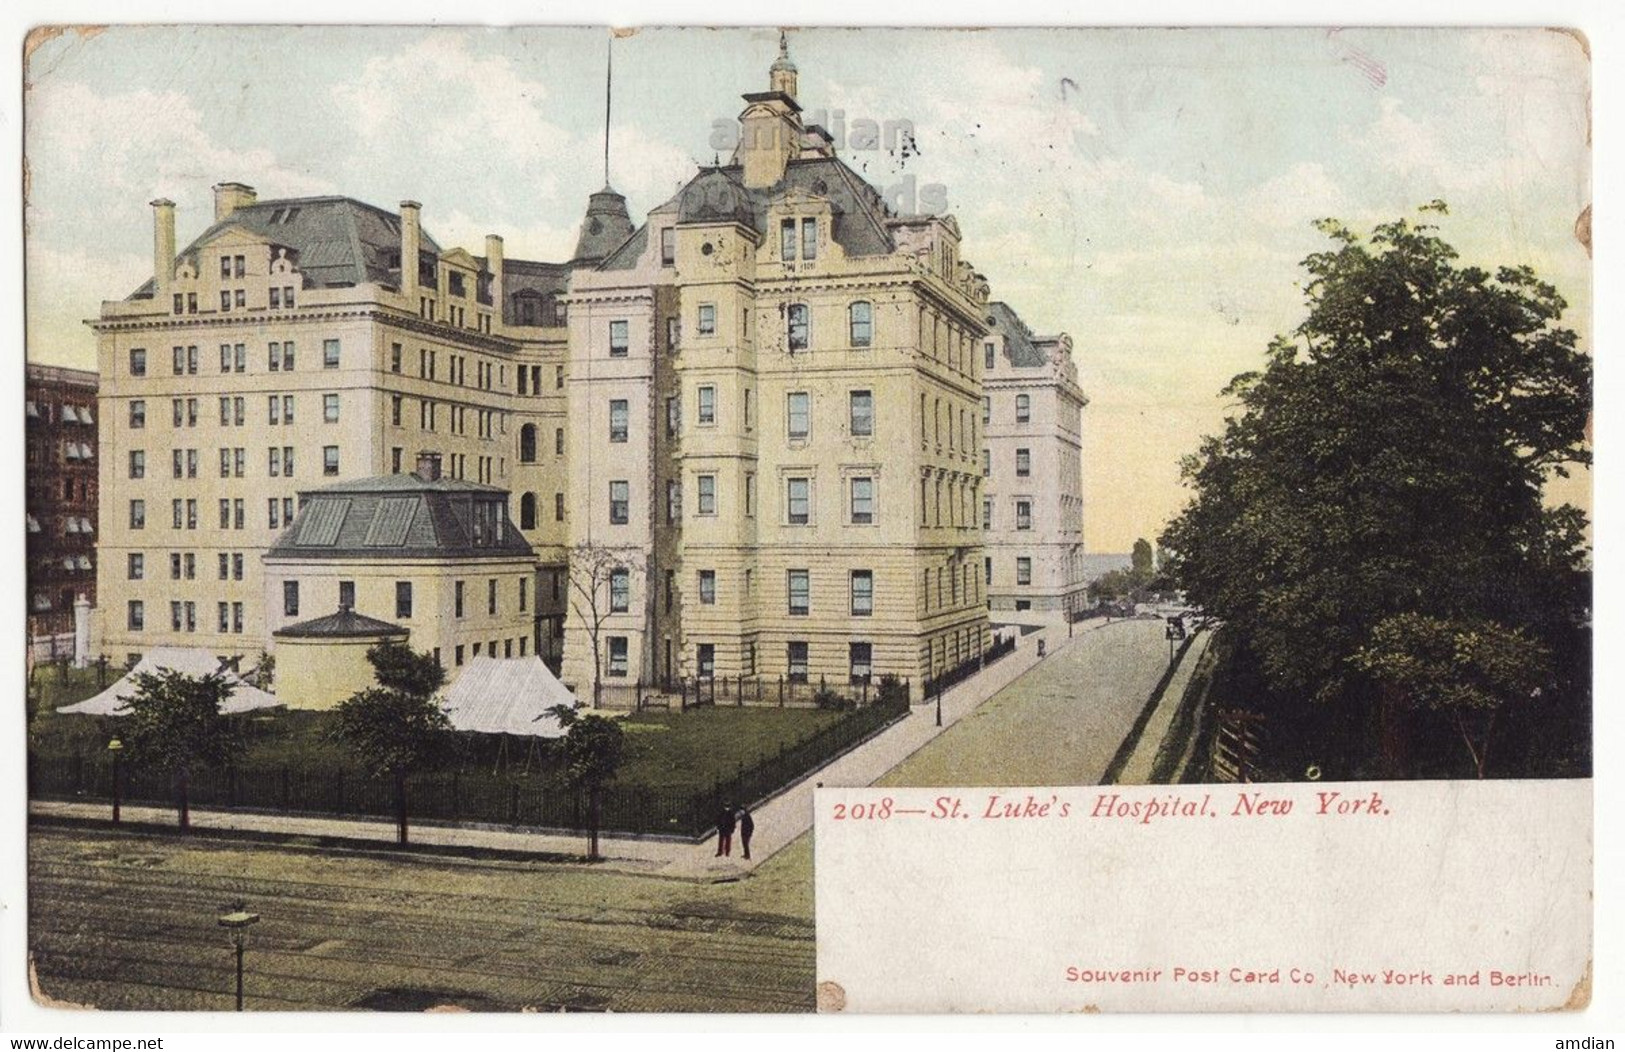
[{"left": 295, "top": 498, "right": 350, "bottom": 546}]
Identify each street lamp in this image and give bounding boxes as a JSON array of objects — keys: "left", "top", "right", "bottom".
[
  {"left": 107, "top": 738, "right": 123, "bottom": 825},
  {"left": 217, "top": 906, "right": 261, "bottom": 1011}
]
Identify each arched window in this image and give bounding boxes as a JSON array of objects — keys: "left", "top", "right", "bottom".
[
  {"left": 519, "top": 423, "right": 537, "bottom": 463},
  {"left": 519, "top": 492, "right": 537, "bottom": 530},
  {"left": 849, "top": 301, "right": 872, "bottom": 347}
]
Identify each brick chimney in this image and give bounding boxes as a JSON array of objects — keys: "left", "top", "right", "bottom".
[
  {"left": 213, "top": 182, "right": 257, "bottom": 222},
  {"left": 400, "top": 201, "right": 422, "bottom": 300},
  {"left": 414, "top": 450, "right": 442, "bottom": 482},
  {"left": 150, "top": 198, "right": 175, "bottom": 293}
]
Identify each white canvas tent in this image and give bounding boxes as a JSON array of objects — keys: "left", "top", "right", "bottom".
[
  {"left": 441, "top": 656, "right": 577, "bottom": 738},
  {"left": 56, "top": 647, "right": 282, "bottom": 716}
]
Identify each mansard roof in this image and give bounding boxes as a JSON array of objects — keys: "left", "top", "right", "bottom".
[{"left": 266, "top": 473, "right": 533, "bottom": 561}]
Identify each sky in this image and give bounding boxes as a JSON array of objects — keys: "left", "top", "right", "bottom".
[{"left": 22, "top": 25, "right": 1592, "bottom": 553}]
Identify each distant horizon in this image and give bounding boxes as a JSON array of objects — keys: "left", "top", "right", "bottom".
[{"left": 24, "top": 26, "right": 1591, "bottom": 551}]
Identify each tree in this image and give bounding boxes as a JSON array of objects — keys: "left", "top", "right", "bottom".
[
  {"left": 549, "top": 704, "right": 624, "bottom": 861},
  {"left": 1352, "top": 615, "right": 1550, "bottom": 779},
  {"left": 1131, "top": 538, "right": 1155, "bottom": 576},
  {"left": 120, "top": 670, "right": 242, "bottom": 830},
  {"left": 566, "top": 542, "right": 641, "bottom": 703},
  {"left": 1161, "top": 205, "right": 1590, "bottom": 777},
  {"left": 333, "top": 642, "right": 451, "bottom": 845}
]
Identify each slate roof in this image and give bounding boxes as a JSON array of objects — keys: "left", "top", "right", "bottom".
[
  {"left": 988, "top": 302, "right": 1052, "bottom": 368},
  {"left": 496, "top": 257, "right": 571, "bottom": 326},
  {"left": 573, "top": 186, "right": 637, "bottom": 265},
  {"left": 266, "top": 474, "right": 534, "bottom": 561},
  {"left": 129, "top": 196, "right": 445, "bottom": 299},
  {"left": 274, "top": 607, "right": 408, "bottom": 640}
]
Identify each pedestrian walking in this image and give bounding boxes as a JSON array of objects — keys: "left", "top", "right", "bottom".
[
  {"left": 736, "top": 805, "right": 755, "bottom": 860},
  {"left": 715, "top": 803, "right": 736, "bottom": 857}
]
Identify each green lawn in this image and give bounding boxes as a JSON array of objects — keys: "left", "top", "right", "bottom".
[{"left": 26, "top": 664, "right": 108, "bottom": 717}]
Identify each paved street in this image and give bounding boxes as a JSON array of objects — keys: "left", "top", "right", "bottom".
[{"left": 28, "top": 617, "right": 1195, "bottom": 1013}]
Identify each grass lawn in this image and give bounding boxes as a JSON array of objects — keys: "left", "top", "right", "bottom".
[
  {"left": 30, "top": 703, "right": 845, "bottom": 795},
  {"left": 27, "top": 665, "right": 108, "bottom": 716}
]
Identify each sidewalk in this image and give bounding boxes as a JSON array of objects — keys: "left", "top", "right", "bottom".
[{"left": 31, "top": 618, "right": 1111, "bottom": 881}]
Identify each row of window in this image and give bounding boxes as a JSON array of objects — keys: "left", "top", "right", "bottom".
[
  {"left": 389, "top": 395, "right": 508, "bottom": 439},
  {"left": 604, "top": 638, "right": 880, "bottom": 684},
  {"left": 126, "top": 600, "right": 244, "bottom": 634},
  {"left": 131, "top": 339, "right": 337, "bottom": 377},
  {"left": 981, "top": 393, "right": 1033, "bottom": 424},
  {"left": 167, "top": 285, "right": 298, "bottom": 317},
  {"left": 125, "top": 551, "right": 248, "bottom": 581}
]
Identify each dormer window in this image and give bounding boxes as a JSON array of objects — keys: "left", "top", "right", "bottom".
[
  {"left": 661, "top": 227, "right": 676, "bottom": 266},
  {"left": 449, "top": 271, "right": 466, "bottom": 298},
  {"left": 780, "top": 218, "right": 796, "bottom": 261},
  {"left": 801, "top": 218, "right": 818, "bottom": 260}
]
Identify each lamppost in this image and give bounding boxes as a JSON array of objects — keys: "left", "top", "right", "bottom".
[
  {"left": 108, "top": 738, "right": 123, "bottom": 825},
  {"left": 218, "top": 906, "right": 261, "bottom": 1011},
  {"left": 935, "top": 683, "right": 942, "bottom": 728}
]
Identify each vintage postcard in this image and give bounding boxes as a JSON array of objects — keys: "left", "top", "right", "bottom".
[{"left": 18, "top": 22, "right": 1593, "bottom": 1021}]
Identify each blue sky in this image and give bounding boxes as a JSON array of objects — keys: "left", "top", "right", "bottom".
[{"left": 24, "top": 25, "right": 1591, "bottom": 550}]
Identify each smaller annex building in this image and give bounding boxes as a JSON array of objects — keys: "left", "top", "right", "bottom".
[{"left": 264, "top": 452, "right": 538, "bottom": 707}]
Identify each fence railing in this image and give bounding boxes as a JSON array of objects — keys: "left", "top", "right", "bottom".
[
  {"left": 922, "top": 634, "right": 1017, "bottom": 699},
  {"left": 28, "top": 696, "right": 912, "bottom": 841},
  {"left": 579, "top": 675, "right": 906, "bottom": 711}
]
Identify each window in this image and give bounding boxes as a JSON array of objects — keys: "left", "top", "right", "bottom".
[
  {"left": 849, "top": 390, "right": 873, "bottom": 436},
  {"left": 129, "top": 500, "right": 145, "bottom": 529},
  {"left": 129, "top": 348, "right": 147, "bottom": 376},
  {"left": 697, "top": 474, "right": 716, "bottom": 515},
  {"left": 324, "top": 393, "right": 340, "bottom": 423},
  {"left": 1016, "top": 500, "right": 1032, "bottom": 531},
  {"left": 556, "top": 492, "right": 565, "bottom": 522},
  {"left": 985, "top": 342, "right": 996, "bottom": 370},
  {"left": 697, "top": 303, "right": 715, "bottom": 336},
  {"left": 666, "top": 480, "right": 682, "bottom": 523},
  {"left": 801, "top": 217, "right": 818, "bottom": 260},
  {"left": 666, "top": 397, "right": 681, "bottom": 438},
  {"left": 609, "top": 399, "right": 629, "bottom": 442},
  {"left": 660, "top": 226, "right": 676, "bottom": 265},
  {"left": 555, "top": 428, "right": 564, "bottom": 455},
  {"left": 850, "top": 477, "right": 875, "bottom": 525},
  {"left": 609, "top": 320, "right": 629, "bottom": 357},
  {"left": 395, "top": 581, "right": 413, "bottom": 619},
  {"left": 127, "top": 553, "right": 144, "bottom": 580},
  {"left": 609, "top": 481, "right": 629, "bottom": 524},
  {"left": 488, "top": 578, "right": 498, "bottom": 616},
  {"left": 787, "top": 303, "right": 809, "bottom": 351},
  {"left": 130, "top": 401, "right": 145, "bottom": 429},
  {"left": 455, "top": 580, "right": 466, "bottom": 618},
  {"left": 982, "top": 396, "right": 991, "bottom": 425},
  {"left": 339, "top": 581, "right": 355, "bottom": 609},
  {"left": 323, "top": 446, "right": 339, "bottom": 476},
  {"left": 787, "top": 641, "right": 809, "bottom": 682},
  {"left": 850, "top": 642, "right": 873, "bottom": 684},
  {"left": 129, "top": 450, "right": 145, "bottom": 479},
  {"left": 1016, "top": 394, "right": 1031, "bottom": 423},
  {"left": 982, "top": 449, "right": 991, "bottom": 476},
  {"left": 744, "top": 389, "right": 753, "bottom": 430},
  {"left": 1016, "top": 448, "right": 1031, "bottom": 477},
  {"left": 127, "top": 600, "right": 144, "bottom": 631},
  {"left": 849, "top": 301, "right": 872, "bottom": 347},
  {"left": 1017, "top": 557, "right": 1033, "bottom": 586},
  {"left": 983, "top": 497, "right": 992, "bottom": 530},
  {"left": 787, "top": 477, "right": 810, "bottom": 525},
  {"left": 519, "top": 577, "right": 529, "bottom": 613},
  {"left": 697, "top": 643, "right": 715, "bottom": 678},
  {"left": 745, "top": 473, "right": 756, "bottom": 517},
  {"left": 787, "top": 569, "right": 810, "bottom": 615},
  {"left": 172, "top": 346, "right": 185, "bottom": 375},
  {"left": 697, "top": 386, "right": 716, "bottom": 424},
  {"left": 851, "top": 570, "right": 874, "bottom": 616},
  {"left": 607, "top": 637, "right": 629, "bottom": 677},
  {"left": 787, "top": 392, "right": 810, "bottom": 440},
  {"left": 519, "top": 424, "right": 537, "bottom": 462},
  {"left": 283, "top": 581, "right": 300, "bottom": 617},
  {"left": 391, "top": 395, "right": 403, "bottom": 427},
  {"left": 780, "top": 218, "right": 797, "bottom": 261},
  {"left": 520, "top": 492, "right": 537, "bottom": 530},
  {"left": 698, "top": 569, "right": 716, "bottom": 605},
  {"left": 323, "top": 339, "right": 341, "bottom": 368}
]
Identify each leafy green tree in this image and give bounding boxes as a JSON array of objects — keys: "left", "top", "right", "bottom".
[
  {"left": 1352, "top": 615, "right": 1549, "bottom": 779},
  {"left": 333, "top": 643, "right": 451, "bottom": 845},
  {"left": 1162, "top": 205, "right": 1590, "bottom": 777},
  {"left": 120, "top": 670, "right": 243, "bottom": 830},
  {"left": 549, "top": 704, "right": 624, "bottom": 861},
  {"left": 1131, "top": 538, "right": 1155, "bottom": 576}
]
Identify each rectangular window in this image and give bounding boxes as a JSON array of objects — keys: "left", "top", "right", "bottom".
[
  {"left": 396, "top": 581, "right": 413, "bottom": 619},
  {"left": 697, "top": 303, "right": 716, "bottom": 335},
  {"left": 780, "top": 218, "right": 797, "bottom": 261},
  {"left": 697, "top": 474, "right": 716, "bottom": 515},
  {"left": 660, "top": 226, "right": 676, "bottom": 265},
  {"left": 609, "top": 320, "right": 629, "bottom": 357},
  {"left": 339, "top": 580, "right": 355, "bottom": 609},
  {"left": 555, "top": 492, "right": 565, "bottom": 521},
  {"left": 1016, "top": 448, "right": 1031, "bottom": 477},
  {"left": 849, "top": 301, "right": 872, "bottom": 347},
  {"left": 787, "top": 303, "right": 809, "bottom": 351},
  {"left": 609, "top": 398, "right": 629, "bottom": 442},
  {"left": 519, "top": 577, "right": 528, "bottom": 613},
  {"left": 283, "top": 581, "right": 300, "bottom": 617},
  {"left": 787, "top": 477, "right": 811, "bottom": 525},
  {"left": 1017, "top": 557, "right": 1032, "bottom": 586},
  {"left": 488, "top": 578, "right": 498, "bottom": 616},
  {"left": 454, "top": 580, "right": 465, "bottom": 618},
  {"left": 982, "top": 449, "right": 991, "bottom": 477},
  {"left": 609, "top": 480, "right": 629, "bottom": 524},
  {"left": 985, "top": 342, "right": 996, "bottom": 370},
  {"left": 323, "top": 339, "right": 341, "bottom": 368},
  {"left": 787, "top": 391, "right": 810, "bottom": 440},
  {"left": 129, "top": 348, "right": 147, "bottom": 376},
  {"left": 849, "top": 390, "right": 873, "bottom": 436},
  {"left": 850, "top": 642, "right": 872, "bottom": 684},
  {"left": 129, "top": 450, "right": 145, "bottom": 479},
  {"left": 128, "top": 553, "right": 144, "bottom": 580},
  {"left": 787, "top": 569, "right": 810, "bottom": 615},
  {"left": 745, "top": 473, "right": 756, "bottom": 517},
  {"left": 698, "top": 570, "right": 716, "bottom": 605},
  {"left": 697, "top": 643, "right": 716, "bottom": 678},
  {"left": 801, "top": 217, "right": 818, "bottom": 260},
  {"left": 324, "top": 393, "right": 340, "bottom": 423},
  {"left": 130, "top": 401, "right": 145, "bottom": 429},
  {"left": 130, "top": 500, "right": 145, "bottom": 529},
  {"left": 1016, "top": 394, "right": 1031, "bottom": 423},
  {"left": 607, "top": 637, "right": 629, "bottom": 677},
  {"left": 983, "top": 497, "right": 992, "bottom": 530},
  {"left": 666, "top": 480, "right": 682, "bottom": 523},
  {"left": 787, "top": 641, "right": 809, "bottom": 682},
  {"left": 556, "top": 428, "right": 564, "bottom": 455},
  {"left": 851, "top": 570, "right": 874, "bottom": 616},
  {"left": 127, "top": 600, "right": 144, "bottom": 631},
  {"left": 323, "top": 446, "right": 339, "bottom": 476},
  {"left": 850, "top": 477, "right": 875, "bottom": 525},
  {"left": 1017, "top": 500, "right": 1032, "bottom": 531},
  {"left": 697, "top": 385, "right": 716, "bottom": 424}
]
